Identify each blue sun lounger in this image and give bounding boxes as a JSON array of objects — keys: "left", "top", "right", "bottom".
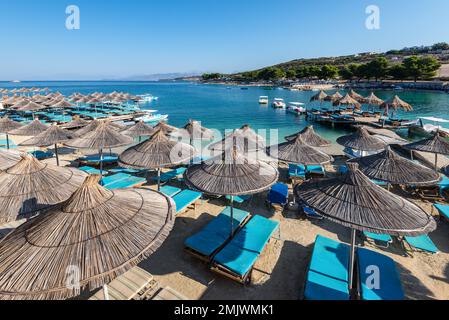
[
  {"left": 433, "top": 203, "right": 449, "bottom": 221},
  {"left": 211, "top": 215, "right": 280, "bottom": 284},
  {"left": 304, "top": 235, "right": 350, "bottom": 300},
  {"left": 29, "top": 150, "right": 54, "bottom": 160},
  {"left": 101, "top": 173, "right": 146, "bottom": 190},
  {"left": 184, "top": 206, "right": 251, "bottom": 261},
  {"left": 267, "top": 183, "right": 289, "bottom": 207},
  {"left": 152, "top": 168, "right": 187, "bottom": 184},
  {"left": 363, "top": 232, "right": 393, "bottom": 248},
  {"left": 302, "top": 206, "right": 323, "bottom": 220},
  {"left": 288, "top": 164, "right": 306, "bottom": 180},
  {"left": 109, "top": 167, "right": 143, "bottom": 174},
  {"left": 225, "top": 195, "right": 251, "bottom": 204},
  {"left": 173, "top": 189, "right": 203, "bottom": 215},
  {"left": 357, "top": 248, "right": 404, "bottom": 300},
  {"left": 438, "top": 175, "right": 449, "bottom": 192},
  {"left": 78, "top": 166, "right": 109, "bottom": 176},
  {"left": 303, "top": 165, "right": 325, "bottom": 176},
  {"left": 404, "top": 235, "right": 439, "bottom": 254},
  {"left": 160, "top": 185, "right": 182, "bottom": 198},
  {"left": 80, "top": 154, "right": 119, "bottom": 164}
]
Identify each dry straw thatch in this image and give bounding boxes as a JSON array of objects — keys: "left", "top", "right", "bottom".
[
  {"left": 184, "top": 147, "right": 279, "bottom": 196},
  {"left": 310, "top": 90, "right": 328, "bottom": 102},
  {"left": 0, "top": 175, "right": 175, "bottom": 300},
  {"left": 0, "top": 117, "right": 23, "bottom": 133},
  {"left": 16, "top": 101, "right": 46, "bottom": 112},
  {"left": 153, "top": 121, "right": 179, "bottom": 135},
  {"left": 405, "top": 132, "right": 449, "bottom": 155},
  {"left": 0, "top": 149, "right": 21, "bottom": 170},
  {"left": 65, "top": 121, "right": 133, "bottom": 150},
  {"left": 268, "top": 135, "right": 333, "bottom": 166},
  {"left": 121, "top": 121, "right": 155, "bottom": 138},
  {"left": 8, "top": 120, "right": 49, "bottom": 137},
  {"left": 74, "top": 120, "right": 126, "bottom": 136},
  {"left": 324, "top": 91, "right": 343, "bottom": 102},
  {"left": 363, "top": 92, "right": 384, "bottom": 105},
  {"left": 349, "top": 146, "right": 441, "bottom": 186},
  {"left": 348, "top": 89, "right": 364, "bottom": 102},
  {"left": 295, "top": 163, "right": 436, "bottom": 236},
  {"left": 20, "top": 125, "right": 76, "bottom": 147},
  {"left": 380, "top": 95, "right": 413, "bottom": 111},
  {"left": 60, "top": 116, "right": 89, "bottom": 129},
  {"left": 284, "top": 125, "right": 330, "bottom": 147},
  {"left": 119, "top": 129, "right": 195, "bottom": 169},
  {"left": 172, "top": 120, "right": 214, "bottom": 141},
  {"left": 0, "top": 155, "right": 87, "bottom": 223},
  {"left": 333, "top": 93, "right": 362, "bottom": 109},
  {"left": 208, "top": 124, "right": 266, "bottom": 152},
  {"left": 337, "top": 127, "right": 386, "bottom": 151}
]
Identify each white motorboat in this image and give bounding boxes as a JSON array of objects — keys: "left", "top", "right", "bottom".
[
  {"left": 409, "top": 117, "right": 449, "bottom": 138},
  {"left": 259, "top": 96, "right": 269, "bottom": 104},
  {"left": 272, "top": 98, "right": 286, "bottom": 109},
  {"left": 286, "top": 102, "right": 306, "bottom": 115},
  {"left": 135, "top": 110, "right": 168, "bottom": 123},
  {"left": 137, "top": 94, "right": 159, "bottom": 104}
]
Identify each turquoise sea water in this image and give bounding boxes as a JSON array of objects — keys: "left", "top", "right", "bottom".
[{"left": 2, "top": 81, "right": 449, "bottom": 143}]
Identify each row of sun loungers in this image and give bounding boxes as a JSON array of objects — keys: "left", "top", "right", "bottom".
[
  {"left": 185, "top": 208, "right": 279, "bottom": 284},
  {"left": 304, "top": 235, "right": 404, "bottom": 300},
  {"left": 288, "top": 164, "right": 325, "bottom": 180},
  {"left": 101, "top": 173, "right": 147, "bottom": 190},
  {"left": 364, "top": 232, "right": 439, "bottom": 254}
]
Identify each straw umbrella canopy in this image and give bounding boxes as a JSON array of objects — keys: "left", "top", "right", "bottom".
[
  {"left": 75, "top": 119, "right": 125, "bottom": 136},
  {"left": 324, "top": 91, "right": 343, "bottom": 102},
  {"left": 153, "top": 121, "right": 179, "bottom": 135},
  {"left": 0, "top": 154, "right": 87, "bottom": 223},
  {"left": 380, "top": 95, "right": 413, "bottom": 119},
  {"left": 11, "top": 99, "right": 31, "bottom": 110},
  {"left": 333, "top": 93, "right": 362, "bottom": 109},
  {"left": 172, "top": 120, "right": 215, "bottom": 143},
  {"left": 295, "top": 162, "right": 436, "bottom": 293},
  {"left": 184, "top": 147, "right": 279, "bottom": 235},
  {"left": 284, "top": 125, "right": 330, "bottom": 147},
  {"left": 208, "top": 124, "right": 266, "bottom": 153},
  {"left": 363, "top": 92, "right": 384, "bottom": 106},
  {"left": 268, "top": 135, "right": 333, "bottom": 166},
  {"left": 0, "top": 149, "right": 20, "bottom": 170},
  {"left": 349, "top": 146, "right": 441, "bottom": 186},
  {"left": 8, "top": 119, "right": 49, "bottom": 137},
  {"left": 60, "top": 116, "right": 89, "bottom": 130},
  {"left": 119, "top": 129, "right": 195, "bottom": 190},
  {"left": 310, "top": 90, "right": 328, "bottom": 102},
  {"left": 348, "top": 89, "right": 364, "bottom": 102},
  {"left": 0, "top": 117, "right": 23, "bottom": 149},
  {"left": 0, "top": 174, "right": 175, "bottom": 300},
  {"left": 121, "top": 121, "right": 155, "bottom": 140},
  {"left": 20, "top": 125, "right": 77, "bottom": 166},
  {"left": 404, "top": 131, "right": 449, "bottom": 171},
  {"left": 51, "top": 100, "right": 73, "bottom": 109},
  {"left": 16, "top": 101, "right": 46, "bottom": 112},
  {"left": 65, "top": 122, "right": 133, "bottom": 175},
  {"left": 337, "top": 127, "right": 386, "bottom": 152}
]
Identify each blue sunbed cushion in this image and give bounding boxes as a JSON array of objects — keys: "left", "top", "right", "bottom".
[
  {"left": 288, "top": 164, "right": 305, "bottom": 178},
  {"left": 358, "top": 248, "right": 404, "bottom": 300},
  {"left": 434, "top": 204, "right": 449, "bottom": 220},
  {"left": 78, "top": 166, "right": 108, "bottom": 175},
  {"left": 305, "top": 165, "right": 324, "bottom": 175},
  {"left": 160, "top": 185, "right": 182, "bottom": 197},
  {"left": 105, "top": 176, "right": 146, "bottom": 190},
  {"left": 268, "top": 183, "right": 289, "bottom": 206},
  {"left": 184, "top": 207, "right": 250, "bottom": 256},
  {"left": 81, "top": 154, "right": 118, "bottom": 163},
  {"left": 173, "top": 189, "right": 202, "bottom": 214},
  {"left": 153, "top": 167, "right": 187, "bottom": 182},
  {"left": 438, "top": 175, "right": 449, "bottom": 191},
  {"left": 304, "top": 235, "right": 350, "bottom": 300},
  {"left": 29, "top": 150, "right": 54, "bottom": 160},
  {"left": 225, "top": 195, "right": 251, "bottom": 204},
  {"left": 405, "top": 235, "right": 439, "bottom": 254},
  {"left": 101, "top": 173, "right": 130, "bottom": 186},
  {"left": 364, "top": 232, "right": 393, "bottom": 243},
  {"left": 213, "top": 215, "right": 279, "bottom": 277}
]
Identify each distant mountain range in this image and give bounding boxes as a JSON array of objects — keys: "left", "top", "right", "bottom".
[{"left": 116, "top": 72, "right": 203, "bottom": 81}]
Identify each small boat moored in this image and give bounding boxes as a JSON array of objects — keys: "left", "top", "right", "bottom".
[
  {"left": 272, "top": 98, "right": 286, "bottom": 109},
  {"left": 259, "top": 96, "right": 269, "bottom": 104},
  {"left": 135, "top": 110, "right": 168, "bottom": 123},
  {"left": 286, "top": 102, "right": 306, "bottom": 115}
]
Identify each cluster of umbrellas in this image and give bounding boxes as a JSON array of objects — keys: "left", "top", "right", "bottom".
[
  {"left": 2, "top": 93, "right": 72, "bottom": 111},
  {"left": 69, "top": 91, "right": 141, "bottom": 104},
  {"left": 0, "top": 87, "right": 50, "bottom": 95}
]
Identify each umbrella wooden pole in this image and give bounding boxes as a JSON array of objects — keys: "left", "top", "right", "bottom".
[
  {"left": 411, "top": 150, "right": 414, "bottom": 161},
  {"left": 157, "top": 168, "right": 161, "bottom": 191},
  {"left": 54, "top": 144, "right": 60, "bottom": 166},
  {"left": 6, "top": 134, "right": 9, "bottom": 150},
  {"left": 99, "top": 149, "right": 104, "bottom": 179},
  {"left": 230, "top": 195, "right": 234, "bottom": 238},
  {"left": 103, "top": 284, "right": 110, "bottom": 300},
  {"left": 348, "top": 228, "right": 357, "bottom": 293},
  {"left": 435, "top": 154, "right": 438, "bottom": 172}
]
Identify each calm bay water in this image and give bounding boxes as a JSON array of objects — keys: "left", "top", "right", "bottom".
[{"left": 2, "top": 81, "right": 449, "bottom": 143}]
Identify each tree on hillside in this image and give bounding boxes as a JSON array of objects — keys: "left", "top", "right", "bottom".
[
  {"left": 365, "top": 57, "right": 390, "bottom": 81},
  {"left": 202, "top": 73, "right": 223, "bottom": 81},
  {"left": 257, "top": 67, "right": 286, "bottom": 81},
  {"left": 339, "top": 65, "right": 354, "bottom": 81},
  {"left": 403, "top": 56, "right": 441, "bottom": 81},
  {"left": 388, "top": 64, "right": 407, "bottom": 81},
  {"left": 432, "top": 42, "right": 449, "bottom": 51},
  {"left": 319, "top": 65, "right": 339, "bottom": 80},
  {"left": 286, "top": 69, "right": 297, "bottom": 80}
]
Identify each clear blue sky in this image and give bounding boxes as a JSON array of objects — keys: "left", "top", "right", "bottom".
[{"left": 0, "top": 0, "right": 448, "bottom": 80}]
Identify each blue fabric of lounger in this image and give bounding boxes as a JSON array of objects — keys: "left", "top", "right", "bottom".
[
  {"left": 304, "top": 165, "right": 324, "bottom": 175},
  {"left": 268, "top": 183, "right": 289, "bottom": 206},
  {"left": 363, "top": 232, "right": 393, "bottom": 243},
  {"left": 152, "top": 167, "right": 187, "bottom": 183},
  {"left": 29, "top": 150, "right": 54, "bottom": 160},
  {"left": 371, "top": 179, "right": 388, "bottom": 187},
  {"left": 105, "top": 175, "right": 146, "bottom": 190},
  {"left": 288, "top": 164, "right": 306, "bottom": 178},
  {"left": 304, "top": 235, "right": 350, "bottom": 300},
  {"left": 78, "top": 166, "right": 109, "bottom": 175},
  {"left": 212, "top": 215, "right": 279, "bottom": 277},
  {"left": 225, "top": 195, "right": 251, "bottom": 204},
  {"left": 357, "top": 247, "right": 404, "bottom": 300},
  {"left": 404, "top": 235, "right": 439, "bottom": 254},
  {"left": 101, "top": 173, "right": 131, "bottom": 186},
  {"left": 109, "top": 167, "right": 143, "bottom": 174},
  {"left": 81, "top": 154, "right": 118, "bottom": 163},
  {"left": 160, "top": 185, "right": 182, "bottom": 197},
  {"left": 173, "top": 189, "right": 202, "bottom": 214},
  {"left": 434, "top": 203, "right": 449, "bottom": 220},
  {"left": 339, "top": 165, "right": 349, "bottom": 174},
  {"left": 184, "top": 207, "right": 250, "bottom": 257},
  {"left": 438, "top": 175, "right": 449, "bottom": 191}
]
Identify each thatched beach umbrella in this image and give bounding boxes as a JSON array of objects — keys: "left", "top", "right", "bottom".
[
  {"left": 65, "top": 122, "right": 133, "bottom": 175},
  {"left": 363, "top": 92, "right": 384, "bottom": 106},
  {"left": 185, "top": 147, "right": 279, "bottom": 235},
  {"left": 8, "top": 119, "right": 49, "bottom": 137},
  {"left": 0, "top": 117, "right": 23, "bottom": 149},
  {"left": 348, "top": 89, "right": 364, "bottom": 102},
  {"left": 172, "top": 120, "right": 215, "bottom": 142},
  {"left": 404, "top": 131, "right": 449, "bottom": 171},
  {"left": 296, "top": 162, "right": 436, "bottom": 292},
  {"left": 284, "top": 125, "right": 330, "bottom": 147},
  {"left": 337, "top": 127, "right": 386, "bottom": 152},
  {"left": 0, "top": 154, "right": 87, "bottom": 223},
  {"left": 20, "top": 125, "right": 77, "bottom": 166},
  {"left": 75, "top": 120, "right": 125, "bottom": 136},
  {"left": 380, "top": 95, "right": 413, "bottom": 119},
  {"left": 349, "top": 146, "right": 441, "bottom": 186},
  {"left": 324, "top": 91, "right": 343, "bottom": 102},
  {"left": 0, "top": 149, "right": 20, "bottom": 170},
  {"left": 333, "top": 93, "right": 362, "bottom": 109},
  {"left": 208, "top": 124, "right": 266, "bottom": 153},
  {"left": 60, "top": 116, "right": 89, "bottom": 130},
  {"left": 119, "top": 129, "right": 195, "bottom": 190},
  {"left": 17, "top": 101, "right": 46, "bottom": 112},
  {"left": 11, "top": 99, "right": 31, "bottom": 110},
  {"left": 121, "top": 121, "right": 155, "bottom": 140},
  {"left": 0, "top": 175, "right": 175, "bottom": 300},
  {"left": 310, "top": 90, "right": 328, "bottom": 102},
  {"left": 153, "top": 121, "right": 178, "bottom": 135}
]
